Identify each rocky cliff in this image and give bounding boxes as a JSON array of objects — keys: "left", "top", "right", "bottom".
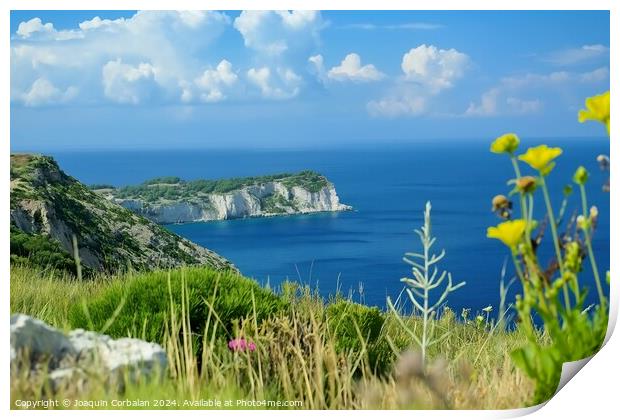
[
  {"left": 97, "top": 171, "right": 352, "bottom": 224},
  {"left": 10, "top": 154, "right": 235, "bottom": 274}
]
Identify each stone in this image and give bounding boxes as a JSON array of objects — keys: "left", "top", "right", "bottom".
[
  {"left": 10, "top": 313, "right": 75, "bottom": 364},
  {"left": 68, "top": 329, "right": 167, "bottom": 375},
  {"left": 10, "top": 314, "right": 168, "bottom": 391}
]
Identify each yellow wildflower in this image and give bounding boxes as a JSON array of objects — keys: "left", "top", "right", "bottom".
[
  {"left": 518, "top": 145, "right": 563, "bottom": 175},
  {"left": 490, "top": 133, "right": 520, "bottom": 154},
  {"left": 487, "top": 219, "right": 527, "bottom": 250},
  {"left": 578, "top": 91, "right": 610, "bottom": 135}
]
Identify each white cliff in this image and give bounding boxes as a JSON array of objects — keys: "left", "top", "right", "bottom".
[{"left": 110, "top": 180, "right": 352, "bottom": 224}]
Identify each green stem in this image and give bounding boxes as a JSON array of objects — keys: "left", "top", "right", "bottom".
[
  {"left": 579, "top": 184, "right": 606, "bottom": 307},
  {"left": 511, "top": 251, "right": 526, "bottom": 285},
  {"left": 540, "top": 175, "right": 570, "bottom": 309},
  {"left": 510, "top": 157, "right": 527, "bottom": 221}
]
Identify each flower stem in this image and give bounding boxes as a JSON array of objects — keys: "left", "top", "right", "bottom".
[
  {"left": 579, "top": 184, "right": 606, "bottom": 307},
  {"left": 510, "top": 157, "right": 528, "bottom": 220},
  {"left": 540, "top": 175, "right": 570, "bottom": 309}
]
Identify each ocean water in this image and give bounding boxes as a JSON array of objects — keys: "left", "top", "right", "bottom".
[{"left": 50, "top": 138, "right": 610, "bottom": 316}]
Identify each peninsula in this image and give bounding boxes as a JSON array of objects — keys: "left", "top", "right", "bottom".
[{"left": 94, "top": 171, "right": 352, "bottom": 224}]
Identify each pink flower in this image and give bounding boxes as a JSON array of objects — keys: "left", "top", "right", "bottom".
[{"left": 228, "top": 338, "right": 256, "bottom": 352}]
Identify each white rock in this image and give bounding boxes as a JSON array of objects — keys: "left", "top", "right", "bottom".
[
  {"left": 68, "top": 329, "right": 167, "bottom": 373},
  {"left": 10, "top": 314, "right": 167, "bottom": 383},
  {"left": 10, "top": 313, "right": 75, "bottom": 363}
]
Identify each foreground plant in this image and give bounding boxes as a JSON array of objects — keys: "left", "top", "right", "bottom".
[
  {"left": 388, "top": 201, "right": 465, "bottom": 365},
  {"left": 487, "top": 92, "right": 610, "bottom": 404}
]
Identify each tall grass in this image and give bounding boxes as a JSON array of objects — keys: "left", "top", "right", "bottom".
[{"left": 10, "top": 264, "right": 533, "bottom": 409}]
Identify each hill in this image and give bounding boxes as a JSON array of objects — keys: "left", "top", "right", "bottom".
[{"left": 10, "top": 154, "right": 235, "bottom": 274}]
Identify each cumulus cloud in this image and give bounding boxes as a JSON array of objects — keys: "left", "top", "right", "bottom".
[
  {"left": 11, "top": 11, "right": 231, "bottom": 106},
  {"left": 102, "top": 59, "right": 159, "bottom": 104},
  {"left": 327, "top": 53, "right": 384, "bottom": 82},
  {"left": 368, "top": 44, "right": 469, "bottom": 117},
  {"left": 192, "top": 60, "right": 239, "bottom": 103},
  {"left": 14, "top": 78, "right": 77, "bottom": 106},
  {"left": 401, "top": 44, "right": 469, "bottom": 92},
  {"left": 16, "top": 18, "right": 55, "bottom": 38},
  {"left": 233, "top": 11, "right": 323, "bottom": 55},
  {"left": 544, "top": 44, "right": 609, "bottom": 66},
  {"left": 247, "top": 67, "right": 302, "bottom": 100}
]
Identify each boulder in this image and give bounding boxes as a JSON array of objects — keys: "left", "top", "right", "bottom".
[
  {"left": 68, "top": 329, "right": 167, "bottom": 374},
  {"left": 10, "top": 314, "right": 167, "bottom": 390},
  {"left": 10, "top": 313, "right": 75, "bottom": 364}
]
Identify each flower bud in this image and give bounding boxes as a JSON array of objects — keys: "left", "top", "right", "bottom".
[
  {"left": 516, "top": 176, "right": 537, "bottom": 194},
  {"left": 573, "top": 166, "right": 589, "bottom": 186}
]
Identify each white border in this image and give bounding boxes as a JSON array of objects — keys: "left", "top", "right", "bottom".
[{"left": 2, "top": 1, "right": 617, "bottom": 419}]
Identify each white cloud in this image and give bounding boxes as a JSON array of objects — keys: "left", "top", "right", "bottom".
[
  {"left": 308, "top": 54, "right": 324, "bottom": 73},
  {"left": 401, "top": 44, "right": 469, "bottom": 92},
  {"left": 247, "top": 67, "right": 302, "bottom": 100},
  {"left": 233, "top": 11, "right": 323, "bottom": 55},
  {"left": 11, "top": 11, "right": 231, "bottom": 106},
  {"left": 465, "top": 89, "right": 542, "bottom": 117},
  {"left": 465, "top": 67, "right": 608, "bottom": 117},
  {"left": 368, "top": 44, "right": 469, "bottom": 117},
  {"left": 327, "top": 53, "right": 384, "bottom": 82},
  {"left": 544, "top": 44, "right": 609, "bottom": 66},
  {"left": 465, "top": 88, "right": 501, "bottom": 116},
  {"left": 579, "top": 66, "right": 609, "bottom": 83},
  {"left": 193, "top": 60, "right": 238, "bottom": 103},
  {"left": 16, "top": 18, "right": 54, "bottom": 38},
  {"left": 16, "top": 78, "right": 77, "bottom": 106},
  {"left": 102, "top": 59, "right": 158, "bottom": 104}
]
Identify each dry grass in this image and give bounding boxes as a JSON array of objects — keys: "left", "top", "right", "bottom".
[{"left": 10, "top": 264, "right": 534, "bottom": 409}]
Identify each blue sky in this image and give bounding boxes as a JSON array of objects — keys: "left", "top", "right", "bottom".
[{"left": 10, "top": 10, "right": 610, "bottom": 150}]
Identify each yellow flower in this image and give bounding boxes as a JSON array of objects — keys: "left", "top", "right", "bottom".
[
  {"left": 518, "top": 145, "right": 562, "bottom": 175},
  {"left": 578, "top": 91, "right": 610, "bottom": 135},
  {"left": 487, "top": 219, "right": 527, "bottom": 250},
  {"left": 490, "top": 133, "right": 520, "bottom": 154}
]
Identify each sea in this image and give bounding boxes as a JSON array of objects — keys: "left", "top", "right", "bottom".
[{"left": 48, "top": 138, "right": 610, "bottom": 318}]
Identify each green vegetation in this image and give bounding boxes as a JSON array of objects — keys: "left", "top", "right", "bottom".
[
  {"left": 9, "top": 92, "right": 609, "bottom": 410},
  {"left": 10, "top": 153, "right": 233, "bottom": 274},
  {"left": 10, "top": 226, "right": 80, "bottom": 276},
  {"left": 11, "top": 264, "right": 533, "bottom": 409},
  {"left": 486, "top": 91, "right": 610, "bottom": 404},
  {"left": 67, "top": 267, "right": 285, "bottom": 344},
  {"left": 108, "top": 170, "right": 330, "bottom": 202},
  {"left": 326, "top": 300, "right": 390, "bottom": 374}
]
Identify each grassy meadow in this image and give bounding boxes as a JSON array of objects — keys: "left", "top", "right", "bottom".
[
  {"left": 9, "top": 92, "right": 610, "bottom": 410},
  {"left": 10, "top": 264, "right": 534, "bottom": 409}
]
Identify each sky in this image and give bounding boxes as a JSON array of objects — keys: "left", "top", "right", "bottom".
[{"left": 10, "top": 10, "right": 610, "bottom": 150}]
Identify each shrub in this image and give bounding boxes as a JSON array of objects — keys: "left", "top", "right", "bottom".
[
  {"left": 67, "top": 266, "right": 286, "bottom": 347},
  {"left": 10, "top": 225, "right": 79, "bottom": 276},
  {"left": 326, "top": 300, "right": 389, "bottom": 373}
]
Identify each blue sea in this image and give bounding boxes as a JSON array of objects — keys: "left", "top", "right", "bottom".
[{"left": 49, "top": 138, "right": 610, "bottom": 317}]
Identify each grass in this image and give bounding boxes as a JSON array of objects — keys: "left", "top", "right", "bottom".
[{"left": 10, "top": 263, "right": 534, "bottom": 409}]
